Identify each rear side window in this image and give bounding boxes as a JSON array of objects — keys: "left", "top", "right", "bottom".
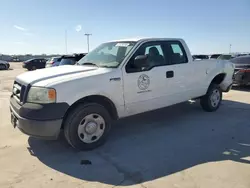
[
  {"left": 171, "top": 44, "right": 183, "bottom": 55},
  {"left": 166, "top": 41, "right": 188, "bottom": 64}
]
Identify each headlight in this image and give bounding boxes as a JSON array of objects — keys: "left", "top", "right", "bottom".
[{"left": 27, "top": 87, "right": 56, "bottom": 104}]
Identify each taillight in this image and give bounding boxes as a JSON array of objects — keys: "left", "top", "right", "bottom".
[
  {"left": 51, "top": 61, "right": 55, "bottom": 64},
  {"left": 239, "top": 69, "right": 250, "bottom": 73}
]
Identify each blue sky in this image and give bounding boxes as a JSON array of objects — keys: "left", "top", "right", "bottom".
[{"left": 0, "top": 0, "right": 249, "bottom": 55}]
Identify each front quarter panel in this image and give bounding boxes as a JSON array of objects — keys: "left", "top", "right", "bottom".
[{"left": 52, "top": 70, "right": 126, "bottom": 118}]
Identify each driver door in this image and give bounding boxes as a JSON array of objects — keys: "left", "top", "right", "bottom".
[{"left": 122, "top": 41, "right": 171, "bottom": 116}]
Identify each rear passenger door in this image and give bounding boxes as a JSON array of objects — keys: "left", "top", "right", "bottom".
[
  {"left": 161, "top": 41, "right": 199, "bottom": 102},
  {"left": 41, "top": 59, "right": 47, "bottom": 68},
  {"left": 33, "top": 59, "right": 39, "bottom": 68}
]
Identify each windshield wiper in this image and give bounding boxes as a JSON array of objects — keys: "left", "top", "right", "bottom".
[{"left": 82, "top": 62, "right": 99, "bottom": 67}]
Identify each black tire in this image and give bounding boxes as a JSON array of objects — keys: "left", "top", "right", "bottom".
[
  {"left": 200, "top": 84, "right": 222, "bottom": 112},
  {"left": 0, "top": 64, "right": 7, "bottom": 70},
  {"left": 64, "top": 103, "right": 112, "bottom": 150}
]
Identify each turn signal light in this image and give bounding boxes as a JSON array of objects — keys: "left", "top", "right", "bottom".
[{"left": 48, "top": 89, "right": 56, "bottom": 100}]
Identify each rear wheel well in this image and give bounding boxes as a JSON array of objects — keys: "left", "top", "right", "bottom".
[
  {"left": 211, "top": 73, "right": 226, "bottom": 85},
  {"left": 61, "top": 95, "right": 118, "bottom": 129}
]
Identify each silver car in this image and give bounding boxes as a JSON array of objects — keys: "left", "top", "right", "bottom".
[{"left": 45, "top": 57, "right": 62, "bottom": 68}]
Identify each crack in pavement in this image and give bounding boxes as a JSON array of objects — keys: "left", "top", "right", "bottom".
[{"left": 97, "top": 152, "right": 145, "bottom": 187}]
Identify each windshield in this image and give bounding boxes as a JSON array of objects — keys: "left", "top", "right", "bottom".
[
  {"left": 77, "top": 41, "right": 136, "bottom": 68},
  {"left": 24, "top": 59, "right": 34, "bottom": 63},
  {"left": 46, "top": 57, "right": 52, "bottom": 63},
  {"left": 53, "top": 57, "right": 60, "bottom": 62},
  {"left": 60, "top": 58, "right": 76, "bottom": 65},
  {"left": 210, "top": 54, "right": 221, "bottom": 59}
]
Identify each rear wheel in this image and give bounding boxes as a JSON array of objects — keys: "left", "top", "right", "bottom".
[
  {"left": 200, "top": 84, "right": 222, "bottom": 112},
  {"left": 64, "top": 103, "right": 112, "bottom": 150}
]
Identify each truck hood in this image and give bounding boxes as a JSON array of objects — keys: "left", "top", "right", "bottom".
[{"left": 16, "top": 65, "right": 98, "bottom": 85}]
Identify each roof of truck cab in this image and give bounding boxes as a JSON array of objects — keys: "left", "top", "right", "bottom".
[{"left": 108, "top": 37, "right": 183, "bottom": 43}]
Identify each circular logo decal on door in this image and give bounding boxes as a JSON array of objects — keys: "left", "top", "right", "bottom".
[{"left": 138, "top": 74, "right": 150, "bottom": 90}]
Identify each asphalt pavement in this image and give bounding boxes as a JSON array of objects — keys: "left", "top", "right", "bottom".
[{"left": 0, "top": 63, "right": 250, "bottom": 188}]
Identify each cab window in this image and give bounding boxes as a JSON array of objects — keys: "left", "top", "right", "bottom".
[{"left": 167, "top": 42, "right": 188, "bottom": 64}]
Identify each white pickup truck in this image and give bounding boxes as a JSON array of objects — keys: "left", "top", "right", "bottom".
[{"left": 10, "top": 38, "right": 234, "bottom": 150}]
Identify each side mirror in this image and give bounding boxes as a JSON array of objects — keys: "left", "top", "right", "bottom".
[{"left": 134, "top": 55, "right": 148, "bottom": 68}]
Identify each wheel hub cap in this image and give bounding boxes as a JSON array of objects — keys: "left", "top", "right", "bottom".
[
  {"left": 85, "top": 122, "right": 98, "bottom": 134},
  {"left": 210, "top": 89, "right": 220, "bottom": 107},
  {"left": 77, "top": 113, "right": 106, "bottom": 144}
]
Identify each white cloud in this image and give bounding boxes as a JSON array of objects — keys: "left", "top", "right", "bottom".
[
  {"left": 75, "top": 25, "right": 82, "bottom": 32},
  {"left": 14, "top": 25, "right": 27, "bottom": 31}
]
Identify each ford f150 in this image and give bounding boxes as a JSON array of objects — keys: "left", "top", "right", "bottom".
[{"left": 10, "top": 38, "right": 234, "bottom": 150}]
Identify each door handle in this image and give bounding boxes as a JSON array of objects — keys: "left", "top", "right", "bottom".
[{"left": 166, "top": 71, "right": 174, "bottom": 78}]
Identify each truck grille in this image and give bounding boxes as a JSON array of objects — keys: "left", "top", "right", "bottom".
[{"left": 12, "top": 81, "right": 26, "bottom": 103}]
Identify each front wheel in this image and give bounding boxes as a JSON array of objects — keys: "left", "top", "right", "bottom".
[
  {"left": 64, "top": 103, "right": 112, "bottom": 150},
  {"left": 200, "top": 84, "right": 222, "bottom": 112}
]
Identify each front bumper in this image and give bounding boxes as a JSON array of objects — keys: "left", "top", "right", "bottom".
[
  {"left": 45, "top": 64, "right": 52, "bottom": 68},
  {"left": 22, "top": 64, "right": 27, "bottom": 68},
  {"left": 10, "top": 97, "right": 69, "bottom": 139}
]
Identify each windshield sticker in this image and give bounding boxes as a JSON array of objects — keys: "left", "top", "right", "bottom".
[{"left": 115, "top": 43, "right": 130, "bottom": 47}]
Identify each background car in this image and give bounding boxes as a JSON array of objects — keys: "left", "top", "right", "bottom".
[
  {"left": 217, "top": 54, "right": 235, "bottom": 60},
  {"left": 45, "top": 56, "right": 62, "bottom": 68},
  {"left": 0, "top": 60, "right": 10, "bottom": 70},
  {"left": 22, "top": 58, "right": 47, "bottom": 71},
  {"left": 193, "top": 55, "right": 209, "bottom": 60},
  {"left": 59, "top": 53, "right": 87, "bottom": 66},
  {"left": 235, "top": 53, "right": 248, "bottom": 57},
  {"left": 210, "top": 54, "right": 222, "bottom": 59},
  {"left": 231, "top": 55, "right": 250, "bottom": 86}
]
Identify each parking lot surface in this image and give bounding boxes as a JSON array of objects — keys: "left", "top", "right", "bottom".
[{"left": 1, "top": 63, "right": 250, "bottom": 188}]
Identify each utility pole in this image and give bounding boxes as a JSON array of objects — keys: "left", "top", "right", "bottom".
[
  {"left": 229, "top": 44, "right": 232, "bottom": 54},
  {"left": 65, "top": 30, "right": 68, "bottom": 54},
  {"left": 85, "top": 33, "right": 92, "bottom": 53}
]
